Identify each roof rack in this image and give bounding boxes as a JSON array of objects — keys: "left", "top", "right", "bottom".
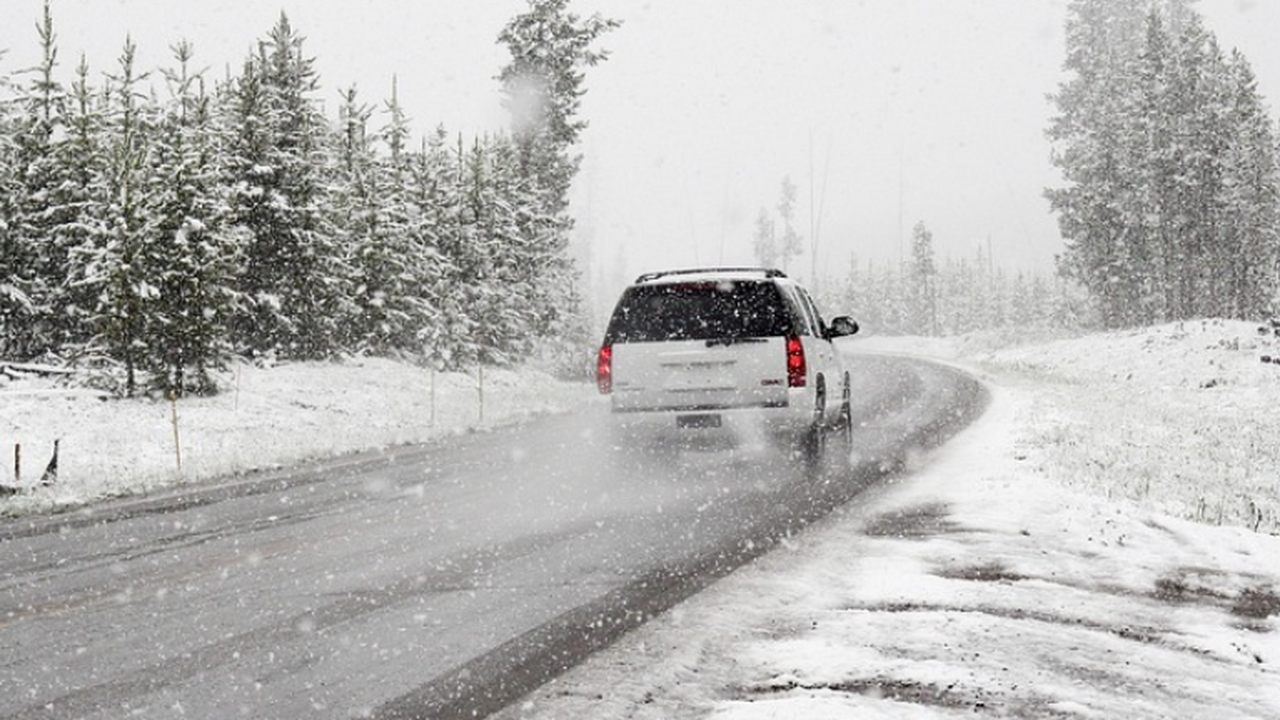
[{"left": 633, "top": 267, "right": 787, "bottom": 284}]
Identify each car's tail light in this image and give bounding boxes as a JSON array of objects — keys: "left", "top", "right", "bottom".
[
  {"left": 597, "top": 344, "right": 613, "bottom": 394},
  {"left": 786, "top": 335, "right": 806, "bottom": 388}
]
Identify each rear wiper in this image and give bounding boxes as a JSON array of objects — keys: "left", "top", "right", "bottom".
[{"left": 705, "top": 337, "right": 767, "bottom": 348}]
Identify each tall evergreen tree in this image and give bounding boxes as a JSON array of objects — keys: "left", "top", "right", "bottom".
[
  {"left": 2, "top": 1, "right": 70, "bottom": 358},
  {"left": 1047, "top": 0, "right": 1280, "bottom": 327},
  {"left": 0, "top": 62, "right": 28, "bottom": 357},
  {"left": 331, "top": 84, "right": 436, "bottom": 355},
  {"left": 908, "top": 221, "right": 939, "bottom": 335},
  {"left": 775, "top": 175, "right": 803, "bottom": 273},
  {"left": 751, "top": 208, "right": 778, "bottom": 268},
  {"left": 497, "top": 0, "right": 618, "bottom": 218},
  {"left": 49, "top": 55, "right": 111, "bottom": 355},
  {"left": 497, "top": 0, "right": 618, "bottom": 363},
  {"left": 82, "top": 38, "right": 157, "bottom": 395},
  {"left": 145, "top": 41, "right": 239, "bottom": 395},
  {"left": 375, "top": 81, "right": 444, "bottom": 355},
  {"left": 409, "top": 128, "right": 469, "bottom": 369},
  {"left": 1218, "top": 51, "right": 1280, "bottom": 319},
  {"left": 224, "top": 14, "right": 347, "bottom": 360},
  {"left": 1047, "top": 0, "right": 1151, "bottom": 329}
]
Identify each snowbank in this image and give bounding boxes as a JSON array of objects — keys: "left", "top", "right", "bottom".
[
  {"left": 862, "top": 318, "right": 1280, "bottom": 534},
  {"left": 0, "top": 357, "right": 595, "bottom": 515}
]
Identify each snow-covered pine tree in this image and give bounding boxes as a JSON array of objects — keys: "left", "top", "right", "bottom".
[
  {"left": 497, "top": 0, "right": 618, "bottom": 362},
  {"left": 462, "top": 135, "right": 523, "bottom": 366},
  {"left": 49, "top": 55, "right": 111, "bottom": 355},
  {"left": 377, "top": 82, "right": 445, "bottom": 357},
  {"left": 751, "top": 209, "right": 778, "bottom": 268},
  {"left": 81, "top": 38, "right": 158, "bottom": 396},
  {"left": 775, "top": 176, "right": 803, "bottom": 274},
  {"left": 1, "top": 2, "right": 70, "bottom": 359},
  {"left": 497, "top": 0, "right": 618, "bottom": 219},
  {"left": 827, "top": 254, "right": 866, "bottom": 328},
  {"left": 329, "top": 85, "right": 379, "bottom": 350},
  {"left": 331, "top": 83, "right": 434, "bottom": 356},
  {"left": 408, "top": 128, "right": 468, "bottom": 370},
  {"left": 1216, "top": 51, "right": 1279, "bottom": 320},
  {"left": 1047, "top": 0, "right": 1154, "bottom": 329},
  {"left": 0, "top": 60, "right": 29, "bottom": 358},
  {"left": 1131, "top": 10, "right": 1178, "bottom": 323},
  {"left": 933, "top": 257, "right": 957, "bottom": 334},
  {"left": 224, "top": 14, "right": 348, "bottom": 361},
  {"left": 954, "top": 256, "right": 993, "bottom": 336},
  {"left": 145, "top": 41, "right": 239, "bottom": 395},
  {"left": 908, "top": 221, "right": 939, "bottom": 336},
  {"left": 506, "top": 130, "right": 578, "bottom": 365},
  {"left": 1168, "top": 15, "right": 1231, "bottom": 319}
]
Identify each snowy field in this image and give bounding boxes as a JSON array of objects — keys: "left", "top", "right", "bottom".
[
  {"left": 0, "top": 358, "right": 596, "bottom": 514},
  {"left": 3, "top": 320, "right": 1279, "bottom": 717}
]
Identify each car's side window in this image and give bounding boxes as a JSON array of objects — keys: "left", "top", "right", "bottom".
[
  {"left": 798, "top": 289, "right": 828, "bottom": 338},
  {"left": 782, "top": 286, "right": 816, "bottom": 337}
]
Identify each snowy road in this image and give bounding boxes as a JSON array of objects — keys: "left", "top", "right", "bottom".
[{"left": 0, "top": 355, "right": 983, "bottom": 719}]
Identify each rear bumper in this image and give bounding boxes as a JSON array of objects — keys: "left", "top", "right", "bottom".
[{"left": 608, "top": 395, "right": 813, "bottom": 448}]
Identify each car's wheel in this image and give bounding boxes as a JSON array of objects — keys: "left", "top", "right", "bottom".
[
  {"left": 831, "top": 373, "right": 853, "bottom": 466},
  {"left": 800, "top": 377, "right": 827, "bottom": 466},
  {"left": 838, "top": 373, "right": 852, "bottom": 429}
]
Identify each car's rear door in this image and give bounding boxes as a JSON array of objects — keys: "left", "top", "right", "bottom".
[{"left": 605, "top": 280, "right": 792, "bottom": 413}]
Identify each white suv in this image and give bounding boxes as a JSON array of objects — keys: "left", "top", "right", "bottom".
[{"left": 596, "top": 267, "right": 858, "bottom": 460}]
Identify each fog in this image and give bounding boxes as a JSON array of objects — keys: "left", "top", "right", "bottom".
[{"left": 5, "top": 0, "right": 1279, "bottom": 302}]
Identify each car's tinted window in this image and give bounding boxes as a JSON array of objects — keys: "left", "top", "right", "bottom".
[
  {"left": 796, "top": 288, "right": 827, "bottom": 337},
  {"left": 780, "top": 286, "right": 816, "bottom": 337},
  {"left": 604, "top": 280, "right": 793, "bottom": 343}
]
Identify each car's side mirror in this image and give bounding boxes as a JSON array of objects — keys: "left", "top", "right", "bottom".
[{"left": 829, "top": 316, "right": 859, "bottom": 338}]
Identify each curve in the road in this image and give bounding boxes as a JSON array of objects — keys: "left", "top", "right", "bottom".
[{"left": 0, "top": 354, "right": 986, "bottom": 720}]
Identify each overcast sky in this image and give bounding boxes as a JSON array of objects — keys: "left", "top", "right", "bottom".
[{"left": 3, "top": 0, "right": 1279, "bottom": 297}]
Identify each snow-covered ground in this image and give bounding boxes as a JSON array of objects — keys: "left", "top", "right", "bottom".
[
  {"left": 3, "top": 320, "right": 1279, "bottom": 718},
  {"left": 0, "top": 357, "right": 596, "bottom": 514}
]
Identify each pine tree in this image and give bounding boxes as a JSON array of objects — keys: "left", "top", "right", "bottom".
[
  {"left": 1133, "top": 10, "right": 1178, "bottom": 322},
  {"left": 224, "top": 14, "right": 347, "bottom": 360},
  {"left": 1218, "top": 51, "right": 1280, "bottom": 319},
  {"left": 908, "top": 221, "right": 939, "bottom": 335},
  {"left": 463, "top": 136, "right": 521, "bottom": 364},
  {"left": 0, "top": 63, "right": 29, "bottom": 357},
  {"left": 145, "top": 41, "right": 239, "bottom": 395},
  {"left": 408, "top": 128, "right": 468, "bottom": 369},
  {"left": 2, "top": 1, "right": 70, "bottom": 359},
  {"left": 331, "top": 83, "right": 438, "bottom": 356},
  {"left": 81, "top": 38, "right": 157, "bottom": 395},
  {"left": 1047, "top": 0, "right": 1154, "bottom": 329},
  {"left": 374, "top": 87, "right": 446, "bottom": 357},
  {"left": 497, "top": 0, "right": 619, "bottom": 218},
  {"left": 497, "top": 0, "right": 618, "bottom": 363},
  {"left": 1048, "top": 0, "right": 1280, "bottom": 326},
  {"left": 751, "top": 208, "right": 778, "bottom": 268},
  {"left": 47, "top": 55, "right": 111, "bottom": 356},
  {"left": 775, "top": 176, "right": 803, "bottom": 273},
  {"left": 1170, "top": 16, "right": 1230, "bottom": 319}
]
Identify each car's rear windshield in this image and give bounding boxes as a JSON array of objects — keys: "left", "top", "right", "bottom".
[{"left": 604, "top": 280, "right": 792, "bottom": 343}]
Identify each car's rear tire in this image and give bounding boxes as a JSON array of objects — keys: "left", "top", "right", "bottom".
[
  {"left": 830, "top": 373, "right": 853, "bottom": 468},
  {"left": 800, "top": 378, "right": 827, "bottom": 467}
]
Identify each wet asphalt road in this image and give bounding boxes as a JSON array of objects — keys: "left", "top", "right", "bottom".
[{"left": 0, "top": 353, "right": 985, "bottom": 719}]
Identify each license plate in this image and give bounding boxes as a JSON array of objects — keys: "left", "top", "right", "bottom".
[{"left": 677, "top": 414, "right": 722, "bottom": 429}]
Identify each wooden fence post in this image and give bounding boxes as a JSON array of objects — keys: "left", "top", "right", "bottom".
[{"left": 170, "top": 393, "right": 183, "bottom": 472}]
